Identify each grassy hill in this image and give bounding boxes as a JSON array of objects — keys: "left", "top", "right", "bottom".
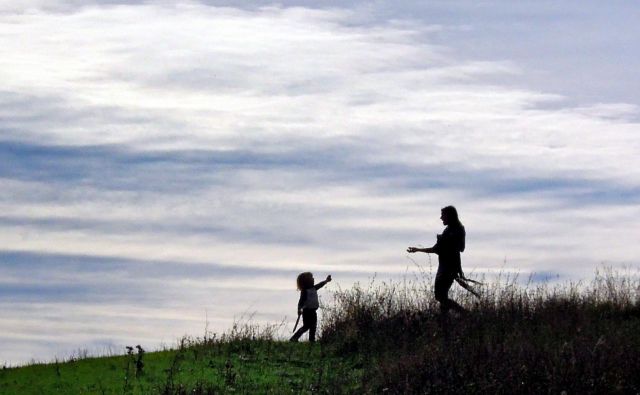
[
  {"left": 0, "top": 338, "right": 361, "bottom": 394},
  {"left": 2, "top": 268, "right": 639, "bottom": 394}
]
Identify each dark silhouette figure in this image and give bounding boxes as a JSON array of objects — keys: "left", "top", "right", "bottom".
[
  {"left": 290, "top": 272, "right": 332, "bottom": 342},
  {"left": 408, "top": 206, "right": 466, "bottom": 314}
]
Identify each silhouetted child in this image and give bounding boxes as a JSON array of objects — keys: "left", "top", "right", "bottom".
[{"left": 290, "top": 272, "right": 332, "bottom": 342}]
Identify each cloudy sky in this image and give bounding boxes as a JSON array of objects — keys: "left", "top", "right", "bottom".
[{"left": 1, "top": 0, "right": 639, "bottom": 365}]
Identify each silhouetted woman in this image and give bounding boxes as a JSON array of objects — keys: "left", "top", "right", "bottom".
[{"left": 407, "top": 206, "right": 466, "bottom": 314}]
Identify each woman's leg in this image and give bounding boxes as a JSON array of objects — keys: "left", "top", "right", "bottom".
[{"left": 434, "top": 273, "right": 465, "bottom": 314}]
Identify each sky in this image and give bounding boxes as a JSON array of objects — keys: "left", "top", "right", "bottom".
[{"left": 1, "top": 0, "right": 639, "bottom": 365}]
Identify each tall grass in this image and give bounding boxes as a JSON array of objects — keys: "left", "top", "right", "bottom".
[{"left": 321, "top": 267, "right": 640, "bottom": 394}]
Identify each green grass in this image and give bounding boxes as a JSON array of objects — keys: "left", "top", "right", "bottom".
[{"left": 0, "top": 338, "right": 362, "bottom": 394}]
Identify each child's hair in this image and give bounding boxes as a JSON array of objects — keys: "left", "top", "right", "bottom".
[{"left": 296, "top": 272, "right": 314, "bottom": 290}]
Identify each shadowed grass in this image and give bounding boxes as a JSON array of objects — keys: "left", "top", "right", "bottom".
[{"left": 321, "top": 266, "right": 640, "bottom": 394}]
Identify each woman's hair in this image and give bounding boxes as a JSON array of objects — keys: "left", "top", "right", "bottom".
[
  {"left": 441, "top": 205, "right": 463, "bottom": 227},
  {"left": 296, "top": 272, "right": 314, "bottom": 290}
]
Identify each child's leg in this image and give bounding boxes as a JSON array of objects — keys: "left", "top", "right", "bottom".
[
  {"left": 290, "top": 309, "right": 318, "bottom": 342},
  {"left": 290, "top": 323, "right": 309, "bottom": 341},
  {"left": 306, "top": 310, "right": 318, "bottom": 342},
  {"left": 290, "top": 313, "right": 310, "bottom": 342}
]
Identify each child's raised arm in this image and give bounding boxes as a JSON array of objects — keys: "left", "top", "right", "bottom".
[{"left": 314, "top": 275, "right": 332, "bottom": 290}]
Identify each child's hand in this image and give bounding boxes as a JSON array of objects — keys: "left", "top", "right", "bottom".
[{"left": 326, "top": 275, "right": 332, "bottom": 282}]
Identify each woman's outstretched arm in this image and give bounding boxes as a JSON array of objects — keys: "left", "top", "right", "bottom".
[{"left": 407, "top": 246, "right": 435, "bottom": 254}]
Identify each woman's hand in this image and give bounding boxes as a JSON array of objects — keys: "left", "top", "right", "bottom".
[
  {"left": 407, "top": 247, "right": 419, "bottom": 253},
  {"left": 326, "top": 275, "right": 332, "bottom": 282}
]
